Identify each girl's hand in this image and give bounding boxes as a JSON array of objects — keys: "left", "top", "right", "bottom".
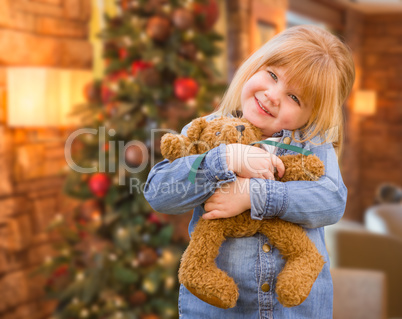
[
  {"left": 202, "top": 178, "right": 251, "bottom": 220},
  {"left": 226, "top": 144, "right": 285, "bottom": 180}
]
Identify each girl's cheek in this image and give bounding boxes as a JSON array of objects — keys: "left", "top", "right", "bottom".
[{"left": 280, "top": 110, "right": 294, "bottom": 126}]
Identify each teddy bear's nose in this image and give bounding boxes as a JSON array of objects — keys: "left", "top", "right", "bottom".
[{"left": 235, "top": 125, "right": 245, "bottom": 133}]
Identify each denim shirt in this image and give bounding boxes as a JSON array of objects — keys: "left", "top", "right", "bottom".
[{"left": 144, "top": 112, "right": 347, "bottom": 319}]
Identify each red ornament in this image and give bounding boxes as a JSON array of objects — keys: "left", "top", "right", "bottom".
[
  {"left": 101, "top": 84, "right": 115, "bottom": 104},
  {"left": 131, "top": 60, "right": 153, "bottom": 76},
  {"left": 46, "top": 264, "right": 70, "bottom": 291},
  {"left": 138, "top": 246, "right": 159, "bottom": 267},
  {"left": 147, "top": 212, "right": 165, "bottom": 228},
  {"left": 83, "top": 82, "right": 100, "bottom": 103},
  {"left": 172, "top": 8, "right": 194, "bottom": 30},
  {"left": 174, "top": 78, "right": 199, "bottom": 101},
  {"left": 54, "top": 264, "right": 69, "bottom": 277},
  {"left": 119, "top": 48, "right": 128, "bottom": 60},
  {"left": 108, "top": 70, "right": 129, "bottom": 82},
  {"left": 179, "top": 42, "right": 197, "bottom": 60},
  {"left": 89, "top": 173, "right": 111, "bottom": 198},
  {"left": 79, "top": 231, "right": 88, "bottom": 239},
  {"left": 146, "top": 16, "right": 171, "bottom": 42},
  {"left": 193, "top": 0, "right": 219, "bottom": 30},
  {"left": 130, "top": 290, "right": 147, "bottom": 306},
  {"left": 106, "top": 103, "right": 118, "bottom": 117},
  {"left": 125, "top": 144, "right": 146, "bottom": 167},
  {"left": 120, "top": 0, "right": 130, "bottom": 11}
]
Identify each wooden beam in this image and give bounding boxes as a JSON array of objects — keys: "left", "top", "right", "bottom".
[{"left": 288, "top": 0, "right": 345, "bottom": 32}]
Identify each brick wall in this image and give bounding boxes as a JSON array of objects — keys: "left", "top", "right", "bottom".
[
  {"left": 226, "top": 0, "right": 287, "bottom": 79},
  {"left": 342, "top": 9, "right": 365, "bottom": 221},
  {"left": 0, "top": 1, "right": 91, "bottom": 318},
  {"left": 343, "top": 12, "right": 402, "bottom": 221},
  {"left": 356, "top": 13, "right": 402, "bottom": 218}
]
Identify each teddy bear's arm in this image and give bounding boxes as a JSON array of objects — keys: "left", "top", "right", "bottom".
[
  {"left": 160, "top": 133, "right": 198, "bottom": 162},
  {"left": 277, "top": 154, "right": 325, "bottom": 182}
]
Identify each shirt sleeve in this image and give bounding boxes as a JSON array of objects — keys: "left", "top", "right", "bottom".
[
  {"left": 143, "top": 121, "right": 236, "bottom": 215},
  {"left": 249, "top": 143, "right": 347, "bottom": 229}
]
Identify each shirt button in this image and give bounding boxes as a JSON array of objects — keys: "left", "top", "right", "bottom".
[
  {"left": 262, "top": 244, "right": 271, "bottom": 253},
  {"left": 261, "top": 282, "right": 270, "bottom": 292},
  {"left": 283, "top": 137, "right": 292, "bottom": 144}
]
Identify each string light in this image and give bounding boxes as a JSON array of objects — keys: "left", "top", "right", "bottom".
[
  {"left": 165, "top": 276, "right": 175, "bottom": 289},
  {"left": 185, "top": 29, "right": 195, "bottom": 40},
  {"left": 140, "top": 32, "right": 148, "bottom": 42},
  {"left": 75, "top": 272, "right": 85, "bottom": 281},
  {"left": 196, "top": 52, "right": 205, "bottom": 61},
  {"left": 61, "top": 249, "right": 70, "bottom": 257},
  {"left": 79, "top": 309, "right": 89, "bottom": 318},
  {"left": 44, "top": 256, "right": 53, "bottom": 265},
  {"left": 131, "top": 258, "right": 139, "bottom": 268},
  {"left": 117, "top": 227, "right": 128, "bottom": 238},
  {"left": 186, "top": 98, "right": 196, "bottom": 108},
  {"left": 91, "top": 305, "right": 99, "bottom": 313}
]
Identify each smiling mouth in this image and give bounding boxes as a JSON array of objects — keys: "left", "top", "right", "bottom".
[{"left": 255, "top": 97, "right": 274, "bottom": 117}]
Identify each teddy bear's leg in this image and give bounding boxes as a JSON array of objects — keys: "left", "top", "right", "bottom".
[
  {"left": 178, "top": 217, "right": 240, "bottom": 309},
  {"left": 258, "top": 218, "right": 325, "bottom": 307}
]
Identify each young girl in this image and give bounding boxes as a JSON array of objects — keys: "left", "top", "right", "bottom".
[{"left": 144, "top": 25, "right": 355, "bottom": 318}]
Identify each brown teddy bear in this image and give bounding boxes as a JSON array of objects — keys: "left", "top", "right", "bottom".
[{"left": 160, "top": 116, "right": 326, "bottom": 309}]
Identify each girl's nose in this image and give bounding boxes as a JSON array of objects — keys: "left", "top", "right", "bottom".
[{"left": 264, "top": 90, "right": 280, "bottom": 107}]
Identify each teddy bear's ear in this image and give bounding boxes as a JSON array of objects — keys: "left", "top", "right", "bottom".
[{"left": 186, "top": 117, "right": 208, "bottom": 142}]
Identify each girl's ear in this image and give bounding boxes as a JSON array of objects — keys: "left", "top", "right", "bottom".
[{"left": 187, "top": 117, "right": 208, "bottom": 142}]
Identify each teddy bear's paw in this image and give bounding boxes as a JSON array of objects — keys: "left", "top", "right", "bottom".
[
  {"left": 180, "top": 268, "right": 239, "bottom": 309},
  {"left": 275, "top": 279, "right": 309, "bottom": 307},
  {"left": 160, "top": 133, "right": 194, "bottom": 162},
  {"left": 275, "top": 253, "right": 325, "bottom": 307}
]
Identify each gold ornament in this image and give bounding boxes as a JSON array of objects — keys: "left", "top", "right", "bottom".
[
  {"left": 158, "top": 249, "right": 175, "bottom": 266},
  {"left": 143, "top": 278, "right": 157, "bottom": 294},
  {"left": 162, "top": 4, "right": 172, "bottom": 14},
  {"left": 184, "top": 29, "right": 195, "bottom": 40},
  {"left": 117, "top": 227, "right": 128, "bottom": 238},
  {"left": 165, "top": 276, "right": 175, "bottom": 289}
]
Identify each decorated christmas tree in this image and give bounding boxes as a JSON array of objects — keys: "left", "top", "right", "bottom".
[{"left": 35, "top": 0, "right": 225, "bottom": 318}]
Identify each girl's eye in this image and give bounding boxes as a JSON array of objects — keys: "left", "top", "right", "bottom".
[
  {"left": 290, "top": 94, "right": 300, "bottom": 106},
  {"left": 268, "top": 70, "right": 301, "bottom": 106},
  {"left": 268, "top": 71, "right": 278, "bottom": 81}
]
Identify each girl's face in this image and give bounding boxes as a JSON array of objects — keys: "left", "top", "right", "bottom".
[{"left": 241, "top": 65, "right": 314, "bottom": 138}]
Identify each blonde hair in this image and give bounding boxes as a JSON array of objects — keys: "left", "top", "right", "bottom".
[{"left": 211, "top": 25, "right": 355, "bottom": 159}]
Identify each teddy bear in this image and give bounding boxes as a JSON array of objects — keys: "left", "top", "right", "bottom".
[{"left": 160, "top": 116, "right": 326, "bottom": 309}]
